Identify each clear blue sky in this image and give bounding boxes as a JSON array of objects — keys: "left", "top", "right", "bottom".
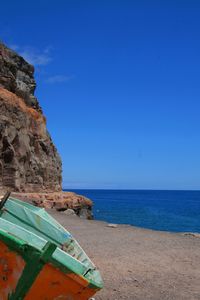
[{"left": 1, "top": 1, "right": 200, "bottom": 190}]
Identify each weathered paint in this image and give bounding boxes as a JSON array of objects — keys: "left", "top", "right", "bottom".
[
  {"left": 24, "top": 263, "right": 99, "bottom": 300},
  {"left": 0, "top": 232, "right": 100, "bottom": 299},
  {"left": 0, "top": 197, "right": 103, "bottom": 299},
  {"left": 0, "top": 241, "right": 25, "bottom": 300},
  {"left": 9, "top": 242, "right": 57, "bottom": 300}
]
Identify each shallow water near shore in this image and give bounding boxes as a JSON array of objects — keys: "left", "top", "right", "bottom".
[{"left": 66, "top": 189, "right": 200, "bottom": 233}]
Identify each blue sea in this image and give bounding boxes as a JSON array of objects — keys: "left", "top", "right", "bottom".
[{"left": 68, "top": 189, "right": 200, "bottom": 233}]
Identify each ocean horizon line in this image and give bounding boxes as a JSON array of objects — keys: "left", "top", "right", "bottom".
[{"left": 63, "top": 188, "right": 200, "bottom": 192}]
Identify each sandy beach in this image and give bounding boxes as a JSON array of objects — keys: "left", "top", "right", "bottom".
[{"left": 49, "top": 210, "right": 200, "bottom": 300}]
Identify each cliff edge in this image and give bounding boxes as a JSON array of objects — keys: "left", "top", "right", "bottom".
[
  {"left": 0, "top": 43, "right": 62, "bottom": 192},
  {"left": 0, "top": 43, "right": 93, "bottom": 219}
]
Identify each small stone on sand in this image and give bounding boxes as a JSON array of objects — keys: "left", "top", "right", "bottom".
[
  {"left": 63, "top": 209, "right": 76, "bottom": 216},
  {"left": 107, "top": 223, "right": 117, "bottom": 228}
]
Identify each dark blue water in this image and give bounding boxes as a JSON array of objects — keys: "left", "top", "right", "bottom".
[{"left": 67, "top": 190, "right": 200, "bottom": 233}]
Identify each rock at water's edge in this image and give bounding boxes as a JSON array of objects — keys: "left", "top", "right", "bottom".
[{"left": 11, "top": 191, "right": 94, "bottom": 220}]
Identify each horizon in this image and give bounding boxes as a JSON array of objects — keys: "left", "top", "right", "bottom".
[
  {"left": 65, "top": 188, "right": 200, "bottom": 192},
  {"left": 1, "top": 1, "right": 200, "bottom": 190}
]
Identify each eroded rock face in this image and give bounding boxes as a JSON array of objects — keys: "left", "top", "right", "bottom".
[
  {"left": 0, "top": 43, "right": 62, "bottom": 192},
  {"left": 0, "top": 43, "right": 41, "bottom": 112}
]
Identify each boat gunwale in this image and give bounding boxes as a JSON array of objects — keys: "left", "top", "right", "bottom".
[
  {"left": 5, "top": 197, "right": 97, "bottom": 270},
  {"left": 0, "top": 200, "right": 103, "bottom": 290}
]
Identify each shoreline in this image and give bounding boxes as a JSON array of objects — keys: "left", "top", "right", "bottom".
[
  {"left": 76, "top": 213, "right": 200, "bottom": 236},
  {"left": 68, "top": 189, "right": 200, "bottom": 234},
  {"left": 88, "top": 217, "right": 200, "bottom": 236},
  {"left": 2, "top": 191, "right": 199, "bottom": 236},
  {"left": 49, "top": 209, "right": 200, "bottom": 300}
]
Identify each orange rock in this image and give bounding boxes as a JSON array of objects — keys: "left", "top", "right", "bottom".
[{"left": 11, "top": 191, "right": 93, "bottom": 219}]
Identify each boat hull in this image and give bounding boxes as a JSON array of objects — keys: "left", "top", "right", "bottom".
[
  {"left": 0, "top": 196, "right": 102, "bottom": 299},
  {"left": 0, "top": 234, "right": 99, "bottom": 300}
]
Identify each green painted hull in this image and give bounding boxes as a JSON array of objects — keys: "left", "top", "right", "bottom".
[{"left": 0, "top": 196, "right": 103, "bottom": 299}]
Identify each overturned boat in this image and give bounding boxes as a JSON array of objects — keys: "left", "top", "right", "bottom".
[{"left": 0, "top": 192, "right": 103, "bottom": 299}]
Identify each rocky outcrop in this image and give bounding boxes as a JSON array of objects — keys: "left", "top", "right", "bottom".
[
  {"left": 11, "top": 191, "right": 94, "bottom": 220},
  {"left": 0, "top": 43, "right": 62, "bottom": 192}
]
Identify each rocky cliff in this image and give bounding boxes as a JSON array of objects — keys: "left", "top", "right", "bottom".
[
  {"left": 0, "top": 43, "right": 93, "bottom": 219},
  {"left": 0, "top": 43, "right": 62, "bottom": 192}
]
